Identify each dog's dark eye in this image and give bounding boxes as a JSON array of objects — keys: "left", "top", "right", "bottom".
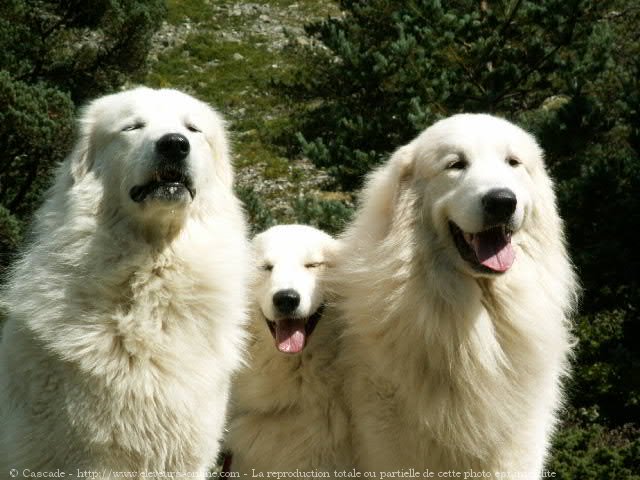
[
  {"left": 507, "top": 156, "right": 521, "bottom": 167},
  {"left": 261, "top": 264, "right": 273, "bottom": 272},
  {"left": 186, "top": 123, "right": 201, "bottom": 133},
  {"left": 122, "top": 122, "right": 145, "bottom": 132},
  {"left": 446, "top": 156, "right": 468, "bottom": 170},
  {"left": 305, "top": 262, "right": 323, "bottom": 269}
]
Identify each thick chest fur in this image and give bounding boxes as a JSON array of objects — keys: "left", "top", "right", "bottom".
[
  {"left": 227, "top": 316, "right": 351, "bottom": 472},
  {"left": 345, "top": 286, "right": 569, "bottom": 474},
  {"left": 1, "top": 247, "right": 245, "bottom": 473}
]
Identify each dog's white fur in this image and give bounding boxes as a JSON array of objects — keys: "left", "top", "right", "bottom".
[
  {"left": 0, "top": 87, "right": 249, "bottom": 476},
  {"left": 226, "top": 225, "right": 351, "bottom": 472},
  {"left": 333, "top": 114, "right": 577, "bottom": 476}
]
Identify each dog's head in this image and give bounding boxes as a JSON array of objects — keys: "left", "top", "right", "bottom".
[
  {"left": 67, "top": 87, "right": 232, "bottom": 226},
  {"left": 252, "top": 225, "right": 338, "bottom": 354},
  {"left": 360, "top": 114, "right": 557, "bottom": 277}
]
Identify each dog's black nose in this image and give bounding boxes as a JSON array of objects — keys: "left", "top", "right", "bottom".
[
  {"left": 482, "top": 188, "right": 517, "bottom": 225},
  {"left": 156, "top": 133, "right": 190, "bottom": 162},
  {"left": 273, "top": 289, "right": 300, "bottom": 315}
]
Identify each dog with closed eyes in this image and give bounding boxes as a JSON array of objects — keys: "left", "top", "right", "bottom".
[
  {"left": 0, "top": 87, "right": 249, "bottom": 477},
  {"left": 225, "top": 224, "right": 352, "bottom": 474}
]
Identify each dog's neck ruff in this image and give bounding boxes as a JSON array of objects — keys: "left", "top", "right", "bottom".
[{"left": 7, "top": 179, "right": 249, "bottom": 377}]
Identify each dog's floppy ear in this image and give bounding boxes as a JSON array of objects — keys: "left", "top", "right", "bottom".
[
  {"left": 322, "top": 236, "right": 342, "bottom": 268},
  {"left": 205, "top": 109, "right": 234, "bottom": 188},
  {"left": 351, "top": 144, "right": 415, "bottom": 240},
  {"left": 68, "top": 102, "right": 98, "bottom": 183}
]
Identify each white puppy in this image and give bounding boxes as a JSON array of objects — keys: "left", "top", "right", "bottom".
[
  {"left": 225, "top": 225, "right": 351, "bottom": 473},
  {"left": 0, "top": 87, "right": 249, "bottom": 477},
  {"left": 334, "top": 114, "right": 577, "bottom": 477}
]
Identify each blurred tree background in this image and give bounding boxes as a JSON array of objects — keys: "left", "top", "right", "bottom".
[
  {"left": 0, "top": 0, "right": 165, "bottom": 263},
  {"left": 0, "top": 0, "right": 638, "bottom": 477}
]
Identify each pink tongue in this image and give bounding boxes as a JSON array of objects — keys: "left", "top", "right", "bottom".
[
  {"left": 275, "top": 319, "right": 306, "bottom": 354},
  {"left": 471, "top": 229, "right": 515, "bottom": 272}
]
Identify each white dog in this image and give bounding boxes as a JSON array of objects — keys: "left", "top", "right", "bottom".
[
  {"left": 225, "top": 224, "right": 351, "bottom": 473},
  {"left": 333, "top": 114, "right": 577, "bottom": 476},
  {"left": 0, "top": 87, "right": 249, "bottom": 476}
]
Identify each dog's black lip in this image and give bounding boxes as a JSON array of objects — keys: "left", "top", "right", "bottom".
[
  {"left": 264, "top": 304, "right": 325, "bottom": 343},
  {"left": 449, "top": 221, "right": 508, "bottom": 275},
  {"left": 129, "top": 172, "right": 195, "bottom": 203}
]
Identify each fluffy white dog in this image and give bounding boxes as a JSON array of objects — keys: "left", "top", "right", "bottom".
[
  {"left": 333, "top": 114, "right": 577, "bottom": 476},
  {"left": 0, "top": 87, "right": 249, "bottom": 476},
  {"left": 225, "top": 224, "right": 351, "bottom": 473}
]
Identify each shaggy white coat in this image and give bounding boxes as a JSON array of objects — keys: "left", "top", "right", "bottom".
[
  {"left": 226, "top": 225, "right": 351, "bottom": 473},
  {"left": 0, "top": 88, "right": 249, "bottom": 477},
  {"left": 333, "top": 114, "right": 577, "bottom": 477}
]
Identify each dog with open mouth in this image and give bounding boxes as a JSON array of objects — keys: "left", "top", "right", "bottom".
[
  {"left": 332, "top": 114, "right": 578, "bottom": 476},
  {"left": 225, "top": 224, "right": 352, "bottom": 473}
]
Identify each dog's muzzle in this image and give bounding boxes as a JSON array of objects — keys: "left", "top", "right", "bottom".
[
  {"left": 129, "top": 133, "right": 196, "bottom": 204},
  {"left": 449, "top": 188, "right": 518, "bottom": 274}
]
